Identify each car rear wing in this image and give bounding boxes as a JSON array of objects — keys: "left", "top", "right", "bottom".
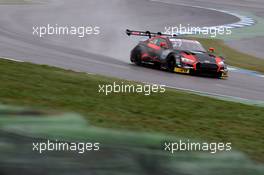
[{"left": 126, "top": 29, "right": 177, "bottom": 38}]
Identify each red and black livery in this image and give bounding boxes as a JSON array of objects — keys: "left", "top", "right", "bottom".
[{"left": 126, "top": 29, "right": 228, "bottom": 78}]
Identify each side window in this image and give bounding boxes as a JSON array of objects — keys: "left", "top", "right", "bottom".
[
  {"left": 149, "top": 38, "right": 159, "bottom": 45},
  {"left": 156, "top": 38, "right": 167, "bottom": 46},
  {"left": 149, "top": 38, "right": 167, "bottom": 46},
  {"left": 157, "top": 38, "right": 169, "bottom": 48}
]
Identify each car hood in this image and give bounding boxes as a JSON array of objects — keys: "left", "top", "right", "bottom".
[{"left": 180, "top": 50, "right": 217, "bottom": 64}]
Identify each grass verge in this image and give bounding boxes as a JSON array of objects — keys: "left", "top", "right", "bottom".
[
  {"left": 195, "top": 37, "right": 264, "bottom": 73},
  {"left": 0, "top": 59, "right": 263, "bottom": 162}
]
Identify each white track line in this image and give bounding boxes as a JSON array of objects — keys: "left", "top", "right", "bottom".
[
  {"left": 1, "top": 57, "right": 24, "bottom": 62},
  {"left": 150, "top": 0, "right": 256, "bottom": 33},
  {"left": 142, "top": 81, "right": 264, "bottom": 106}
]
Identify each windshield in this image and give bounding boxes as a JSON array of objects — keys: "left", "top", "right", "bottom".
[{"left": 170, "top": 39, "right": 206, "bottom": 52}]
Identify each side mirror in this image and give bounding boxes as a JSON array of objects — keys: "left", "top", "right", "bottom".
[
  {"left": 209, "top": 47, "right": 215, "bottom": 53},
  {"left": 160, "top": 42, "right": 167, "bottom": 48},
  {"left": 220, "top": 56, "right": 225, "bottom": 61}
]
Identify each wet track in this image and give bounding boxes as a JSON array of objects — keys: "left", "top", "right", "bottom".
[{"left": 0, "top": 0, "right": 263, "bottom": 101}]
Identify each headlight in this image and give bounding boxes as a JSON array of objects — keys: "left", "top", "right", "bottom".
[
  {"left": 181, "top": 57, "right": 195, "bottom": 64},
  {"left": 218, "top": 61, "right": 225, "bottom": 66}
]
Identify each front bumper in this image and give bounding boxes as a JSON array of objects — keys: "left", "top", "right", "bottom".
[
  {"left": 220, "top": 69, "right": 228, "bottom": 77},
  {"left": 174, "top": 65, "right": 228, "bottom": 78}
]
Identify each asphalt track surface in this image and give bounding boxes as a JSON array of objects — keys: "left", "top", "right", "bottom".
[
  {"left": 158, "top": 0, "right": 264, "bottom": 59},
  {"left": 0, "top": 0, "right": 263, "bottom": 101}
]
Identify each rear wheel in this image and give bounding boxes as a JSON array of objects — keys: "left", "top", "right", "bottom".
[
  {"left": 134, "top": 52, "right": 142, "bottom": 66},
  {"left": 167, "top": 55, "right": 175, "bottom": 72}
]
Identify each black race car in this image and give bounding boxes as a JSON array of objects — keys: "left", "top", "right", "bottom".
[{"left": 126, "top": 29, "right": 228, "bottom": 78}]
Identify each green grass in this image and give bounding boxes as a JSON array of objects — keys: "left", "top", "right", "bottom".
[
  {"left": 195, "top": 37, "right": 264, "bottom": 73},
  {"left": 0, "top": 59, "right": 263, "bottom": 162}
]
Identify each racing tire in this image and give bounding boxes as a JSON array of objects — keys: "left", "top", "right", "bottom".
[
  {"left": 134, "top": 52, "right": 142, "bottom": 66},
  {"left": 166, "top": 55, "right": 176, "bottom": 72}
]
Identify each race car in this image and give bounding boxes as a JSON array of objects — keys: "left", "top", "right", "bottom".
[{"left": 126, "top": 29, "right": 228, "bottom": 78}]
